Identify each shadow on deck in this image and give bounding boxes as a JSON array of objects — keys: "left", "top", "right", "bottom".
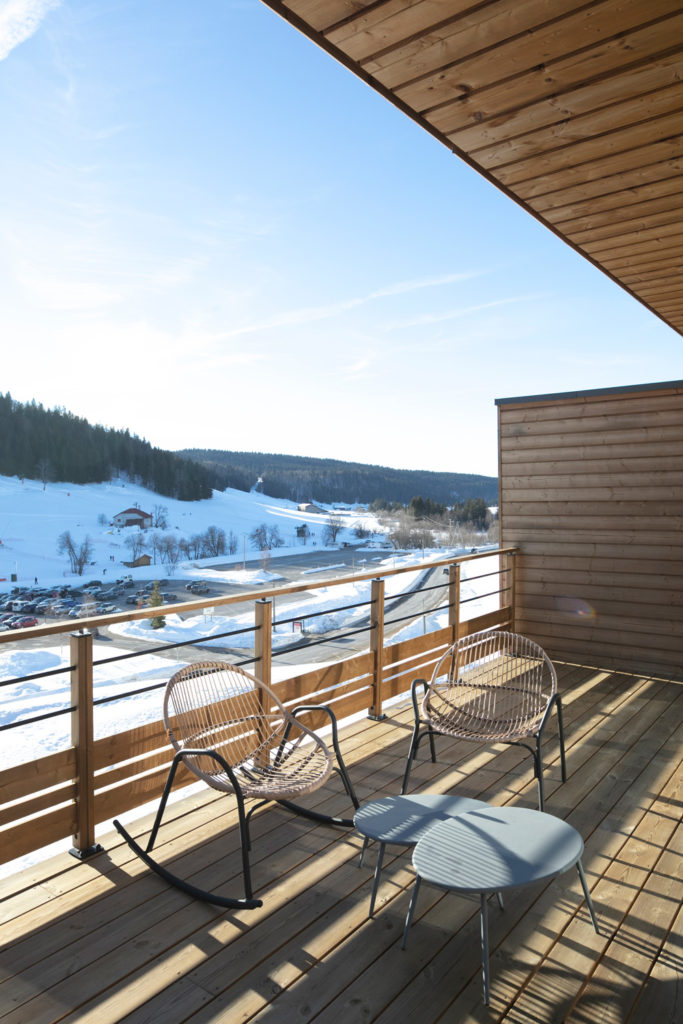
[{"left": 1, "top": 663, "right": 681, "bottom": 1023}]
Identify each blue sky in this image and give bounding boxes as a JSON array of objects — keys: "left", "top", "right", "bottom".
[{"left": 1, "top": 0, "right": 680, "bottom": 478}]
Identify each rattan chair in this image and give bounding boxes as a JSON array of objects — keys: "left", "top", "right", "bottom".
[
  {"left": 115, "top": 661, "right": 359, "bottom": 909},
  {"left": 401, "top": 631, "right": 566, "bottom": 809}
]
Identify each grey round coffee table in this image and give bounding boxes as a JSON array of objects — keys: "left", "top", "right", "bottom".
[
  {"left": 402, "top": 805, "right": 599, "bottom": 1004},
  {"left": 354, "top": 793, "right": 486, "bottom": 917}
]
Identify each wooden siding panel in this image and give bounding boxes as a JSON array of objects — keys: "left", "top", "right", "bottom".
[{"left": 499, "top": 384, "right": 683, "bottom": 677}]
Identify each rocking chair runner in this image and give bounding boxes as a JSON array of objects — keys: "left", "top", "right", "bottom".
[
  {"left": 114, "top": 661, "right": 359, "bottom": 909},
  {"left": 401, "top": 631, "right": 566, "bottom": 809}
]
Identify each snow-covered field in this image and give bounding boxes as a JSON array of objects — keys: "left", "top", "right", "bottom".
[
  {"left": 0, "top": 473, "right": 382, "bottom": 590},
  {"left": 0, "top": 473, "right": 498, "bottom": 877}
]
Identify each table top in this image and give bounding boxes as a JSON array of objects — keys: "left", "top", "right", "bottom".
[
  {"left": 354, "top": 794, "right": 486, "bottom": 846},
  {"left": 412, "top": 805, "right": 584, "bottom": 894}
]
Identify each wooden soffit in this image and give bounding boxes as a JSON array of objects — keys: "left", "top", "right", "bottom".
[{"left": 260, "top": 1, "right": 683, "bottom": 336}]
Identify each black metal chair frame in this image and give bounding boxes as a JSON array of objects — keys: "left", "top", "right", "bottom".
[
  {"left": 114, "top": 691, "right": 359, "bottom": 910},
  {"left": 401, "top": 649, "right": 566, "bottom": 810}
]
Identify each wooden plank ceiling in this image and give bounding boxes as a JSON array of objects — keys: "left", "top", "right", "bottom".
[{"left": 260, "top": 1, "right": 683, "bottom": 336}]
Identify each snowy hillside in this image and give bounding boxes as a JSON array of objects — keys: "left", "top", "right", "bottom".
[{"left": 0, "top": 474, "right": 381, "bottom": 591}]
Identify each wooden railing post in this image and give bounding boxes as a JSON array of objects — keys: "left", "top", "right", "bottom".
[
  {"left": 254, "top": 599, "right": 273, "bottom": 762},
  {"left": 502, "top": 550, "right": 517, "bottom": 631},
  {"left": 254, "top": 598, "right": 272, "bottom": 689},
  {"left": 448, "top": 562, "right": 461, "bottom": 643},
  {"left": 368, "top": 577, "right": 385, "bottom": 720},
  {"left": 70, "top": 630, "right": 102, "bottom": 859}
]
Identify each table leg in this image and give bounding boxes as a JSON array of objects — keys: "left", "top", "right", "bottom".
[
  {"left": 401, "top": 875, "right": 421, "bottom": 950},
  {"left": 576, "top": 859, "right": 599, "bottom": 933},
  {"left": 480, "top": 892, "right": 490, "bottom": 1005},
  {"left": 369, "top": 842, "right": 385, "bottom": 918}
]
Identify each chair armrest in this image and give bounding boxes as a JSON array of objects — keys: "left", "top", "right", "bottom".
[
  {"left": 175, "top": 745, "right": 246, "bottom": 795},
  {"left": 291, "top": 702, "right": 341, "bottom": 747},
  {"left": 289, "top": 703, "right": 359, "bottom": 809}
]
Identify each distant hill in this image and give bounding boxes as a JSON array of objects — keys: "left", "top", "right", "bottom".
[{"left": 178, "top": 449, "right": 498, "bottom": 506}]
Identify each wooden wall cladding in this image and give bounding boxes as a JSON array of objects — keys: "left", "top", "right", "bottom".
[{"left": 498, "top": 382, "right": 683, "bottom": 677}]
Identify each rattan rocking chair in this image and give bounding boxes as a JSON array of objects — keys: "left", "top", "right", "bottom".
[
  {"left": 114, "top": 661, "right": 359, "bottom": 909},
  {"left": 401, "top": 631, "right": 566, "bottom": 809}
]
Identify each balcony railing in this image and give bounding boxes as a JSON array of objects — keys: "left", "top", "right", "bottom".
[{"left": 0, "top": 548, "right": 516, "bottom": 869}]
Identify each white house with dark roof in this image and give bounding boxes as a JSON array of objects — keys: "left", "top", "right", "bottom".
[{"left": 112, "top": 507, "right": 153, "bottom": 529}]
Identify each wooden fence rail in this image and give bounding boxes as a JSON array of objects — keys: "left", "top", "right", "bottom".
[{"left": 0, "top": 549, "right": 515, "bottom": 867}]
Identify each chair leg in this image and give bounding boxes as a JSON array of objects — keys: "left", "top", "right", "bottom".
[
  {"left": 401, "top": 875, "right": 421, "bottom": 950},
  {"left": 534, "top": 736, "right": 545, "bottom": 812},
  {"left": 534, "top": 692, "right": 568, "bottom": 810},
  {"left": 287, "top": 703, "right": 360, "bottom": 824},
  {"left": 114, "top": 746, "right": 262, "bottom": 910},
  {"left": 556, "top": 694, "right": 567, "bottom": 782},
  {"left": 146, "top": 753, "right": 182, "bottom": 852},
  {"left": 401, "top": 721, "right": 421, "bottom": 794},
  {"left": 480, "top": 892, "right": 491, "bottom": 1005},
  {"left": 576, "top": 859, "right": 599, "bottom": 933},
  {"left": 401, "top": 724, "right": 440, "bottom": 794},
  {"left": 368, "top": 842, "right": 385, "bottom": 918}
]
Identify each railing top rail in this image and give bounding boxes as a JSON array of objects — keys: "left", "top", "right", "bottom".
[{"left": 0, "top": 546, "right": 517, "bottom": 646}]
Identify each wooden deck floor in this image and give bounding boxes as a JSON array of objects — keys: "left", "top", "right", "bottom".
[{"left": 1, "top": 663, "right": 681, "bottom": 1024}]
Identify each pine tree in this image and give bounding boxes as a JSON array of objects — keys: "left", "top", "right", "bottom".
[{"left": 148, "top": 581, "right": 166, "bottom": 630}]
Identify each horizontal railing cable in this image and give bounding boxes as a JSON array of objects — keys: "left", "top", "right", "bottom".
[
  {"left": 384, "top": 601, "right": 451, "bottom": 628},
  {"left": 272, "top": 623, "right": 371, "bottom": 657},
  {"left": 460, "top": 586, "right": 509, "bottom": 605},
  {"left": 93, "top": 624, "right": 256, "bottom": 666},
  {"left": 0, "top": 705, "right": 77, "bottom": 732},
  {"left": 0, "top": 664, "right": 75, "bottom": 688},
  {"left": 273, "top": 597, "right": 372, "bottom": 628}
]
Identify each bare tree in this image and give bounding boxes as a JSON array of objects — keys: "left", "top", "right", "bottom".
[
  {"left": 158, "top": 535, "right": 181, "bottom": 573},
  {"left": 203, "top": 526, "right": 227, "bottom": 557},
  {"left": 323, "top": 515, "right": 345, "bottom": 545},
  {"left": 124, "top": 530, "right": 146, "bottom": 561},
  {"left": 57, "top": 531, "right": 78, "bottom": 573},
  {"left": 227, "top": 530, "right": 238, "bottom": 555},
  {"left": 37, "top": 457, "right": 52, "bottom": 491},
  {"left": 152, "top": 504, "right": 169, "bottom": 529},
  {"left": 250, "top": 524, "right": 269, "bottom": 550},
  {"left": 188, "top": 534, "right": 204, "bottom": 558},
  {"left": 267, "top": 525, "right": 284, "bottom": 549},
  {"left": 57, "top": 531, "right": 93, "bottom": 575}
]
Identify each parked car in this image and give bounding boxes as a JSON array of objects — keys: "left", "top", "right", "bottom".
[
  {"left": 10, "top": 616, "right": 38, "bottom": 628},
  {"left": 186, "top": 582, "right": 209, "bottom": 594}
]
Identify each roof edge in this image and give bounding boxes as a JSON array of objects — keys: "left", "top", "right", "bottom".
[{"left": 495, "top": 380, "right": 683, "bottom": 406}]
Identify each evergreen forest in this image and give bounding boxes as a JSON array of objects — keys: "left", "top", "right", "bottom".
[{"left": 0, "top": 394, "right": 224, "bottom": 500}]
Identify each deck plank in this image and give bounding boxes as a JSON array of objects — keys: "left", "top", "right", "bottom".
[{"left": 0, "top": 664, "right": 680, "bottom": 1024}]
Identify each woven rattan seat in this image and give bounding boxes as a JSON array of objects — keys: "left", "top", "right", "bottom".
[
  {"left": 401, "top": 631, "right": 566, "bottom": 809},
  {"left": 115, "top": 661, "right": 358, "bottom": 909}
]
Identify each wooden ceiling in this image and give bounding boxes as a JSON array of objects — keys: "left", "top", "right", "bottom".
[{"left": 260, "top": 1, "right": 683, "bottom": 336}]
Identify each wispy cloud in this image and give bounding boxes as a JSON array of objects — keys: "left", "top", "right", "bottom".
[
  {"left": 341, "top": 354, "right": 377, "bottom": 381},
  {"left": 381, "top": 295, "right": 538, "bottom": 331},
  {"left": 222, "top": 270, "right": 484, "bottom": 339},
  {"left": 14, "top": 261, "right": 120, "bottom": 310},
  {"left": 0, "top": 0, "right": 60, "bottom": 61}
]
